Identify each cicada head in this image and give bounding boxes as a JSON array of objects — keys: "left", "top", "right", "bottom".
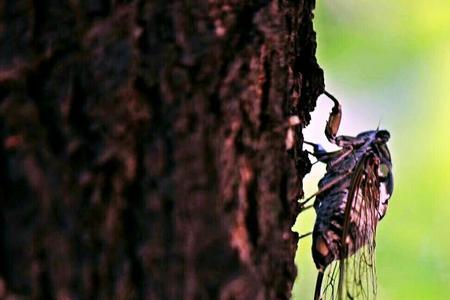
[
  {"left": 372, "top": 129, "right": 394, "bottom": 219},
  {"left": 375, "top": 129, "right": 390, "bottom": 143}
]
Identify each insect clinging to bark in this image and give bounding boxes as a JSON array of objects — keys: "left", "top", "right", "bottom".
[{"left": 301, "top": 91, "right": 394, "bottom": 300}]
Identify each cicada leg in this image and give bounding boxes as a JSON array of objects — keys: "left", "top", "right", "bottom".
[
  {"left": 299, "top": 170, "right": 352, "bottom": 211},
  {"left": 328, "top": 146, "right": 353, "bottom": 168},
  {"left": 299, "top": 231, "right": 312, "bottom": 240},
  {"left": 300, "top": 143, "right": 354, "bottom": 211},
  {"left": 323, "top": 91, "right": 342, "bottom": 145},
  {"left": 314, "top": 270, "right": 325, "bottom": 300},
  {"left": 304, "top": 141, "right": 345, "bottom": 164},
  {"left": 304, "top": 141, "right": 355, "bottom": 170},
  {"left": 323, "top": 91, "right": 366, "bottom": 147}
]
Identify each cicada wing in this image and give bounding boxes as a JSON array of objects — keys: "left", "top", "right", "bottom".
[
  {"left": 321, "top": 154, "right": 381, "bottom": 300},
  {"left": 342, "top": 244, "right": 377, "bottom": 300},
  {"left": 320, "top": 260, "right": 340, "bottom": 299},
  {"left": 320, "top": 247, "right": 377, "bottom": 300},
  {"left": 318, "top": 241, "right": 378, "bottom": 299}
]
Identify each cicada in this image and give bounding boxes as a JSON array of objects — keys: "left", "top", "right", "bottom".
[{"left": 301, "top": 91, "right": 394, "bottom": 300}]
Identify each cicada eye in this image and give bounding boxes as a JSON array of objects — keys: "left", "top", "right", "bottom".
[
  {"left": 378, "top": 163, "right": 390, "bottom": 178},
  {"left": 376, "top": 130, "right": 390, "bottom": 142}
]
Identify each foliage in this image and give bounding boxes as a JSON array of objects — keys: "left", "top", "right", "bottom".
[{"left": 293, "top": 1, "right": 450, "bottom": 299}]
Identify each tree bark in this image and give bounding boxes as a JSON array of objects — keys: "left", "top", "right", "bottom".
[{"left": 0, "top": 1, "right": 323, "bottom": 299}]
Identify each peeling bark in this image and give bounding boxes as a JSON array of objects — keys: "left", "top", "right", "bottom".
[{"left": 0, "top": 1, "right": 323, "bottom": 299}]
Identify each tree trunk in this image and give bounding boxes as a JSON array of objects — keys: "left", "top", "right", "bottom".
[{"left": 0, "top": 1, "right": 323, "bottom": 299}]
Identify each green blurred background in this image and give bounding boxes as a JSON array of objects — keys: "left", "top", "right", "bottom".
[{"left": 292, "top": 1, "right": 450, "bottom": 299}]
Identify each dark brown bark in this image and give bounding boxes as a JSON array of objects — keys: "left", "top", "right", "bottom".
[{"left": 0, "top": 1, "right": 323, "bottom": 299}]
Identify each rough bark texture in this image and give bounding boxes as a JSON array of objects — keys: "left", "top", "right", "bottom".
[{"left": 0, "top": 1, "right": 323, "bottom": 299}]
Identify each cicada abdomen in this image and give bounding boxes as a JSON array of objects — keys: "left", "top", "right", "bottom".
[{"left": 304, "top": 92, "right": 394, "bottom": 300}]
